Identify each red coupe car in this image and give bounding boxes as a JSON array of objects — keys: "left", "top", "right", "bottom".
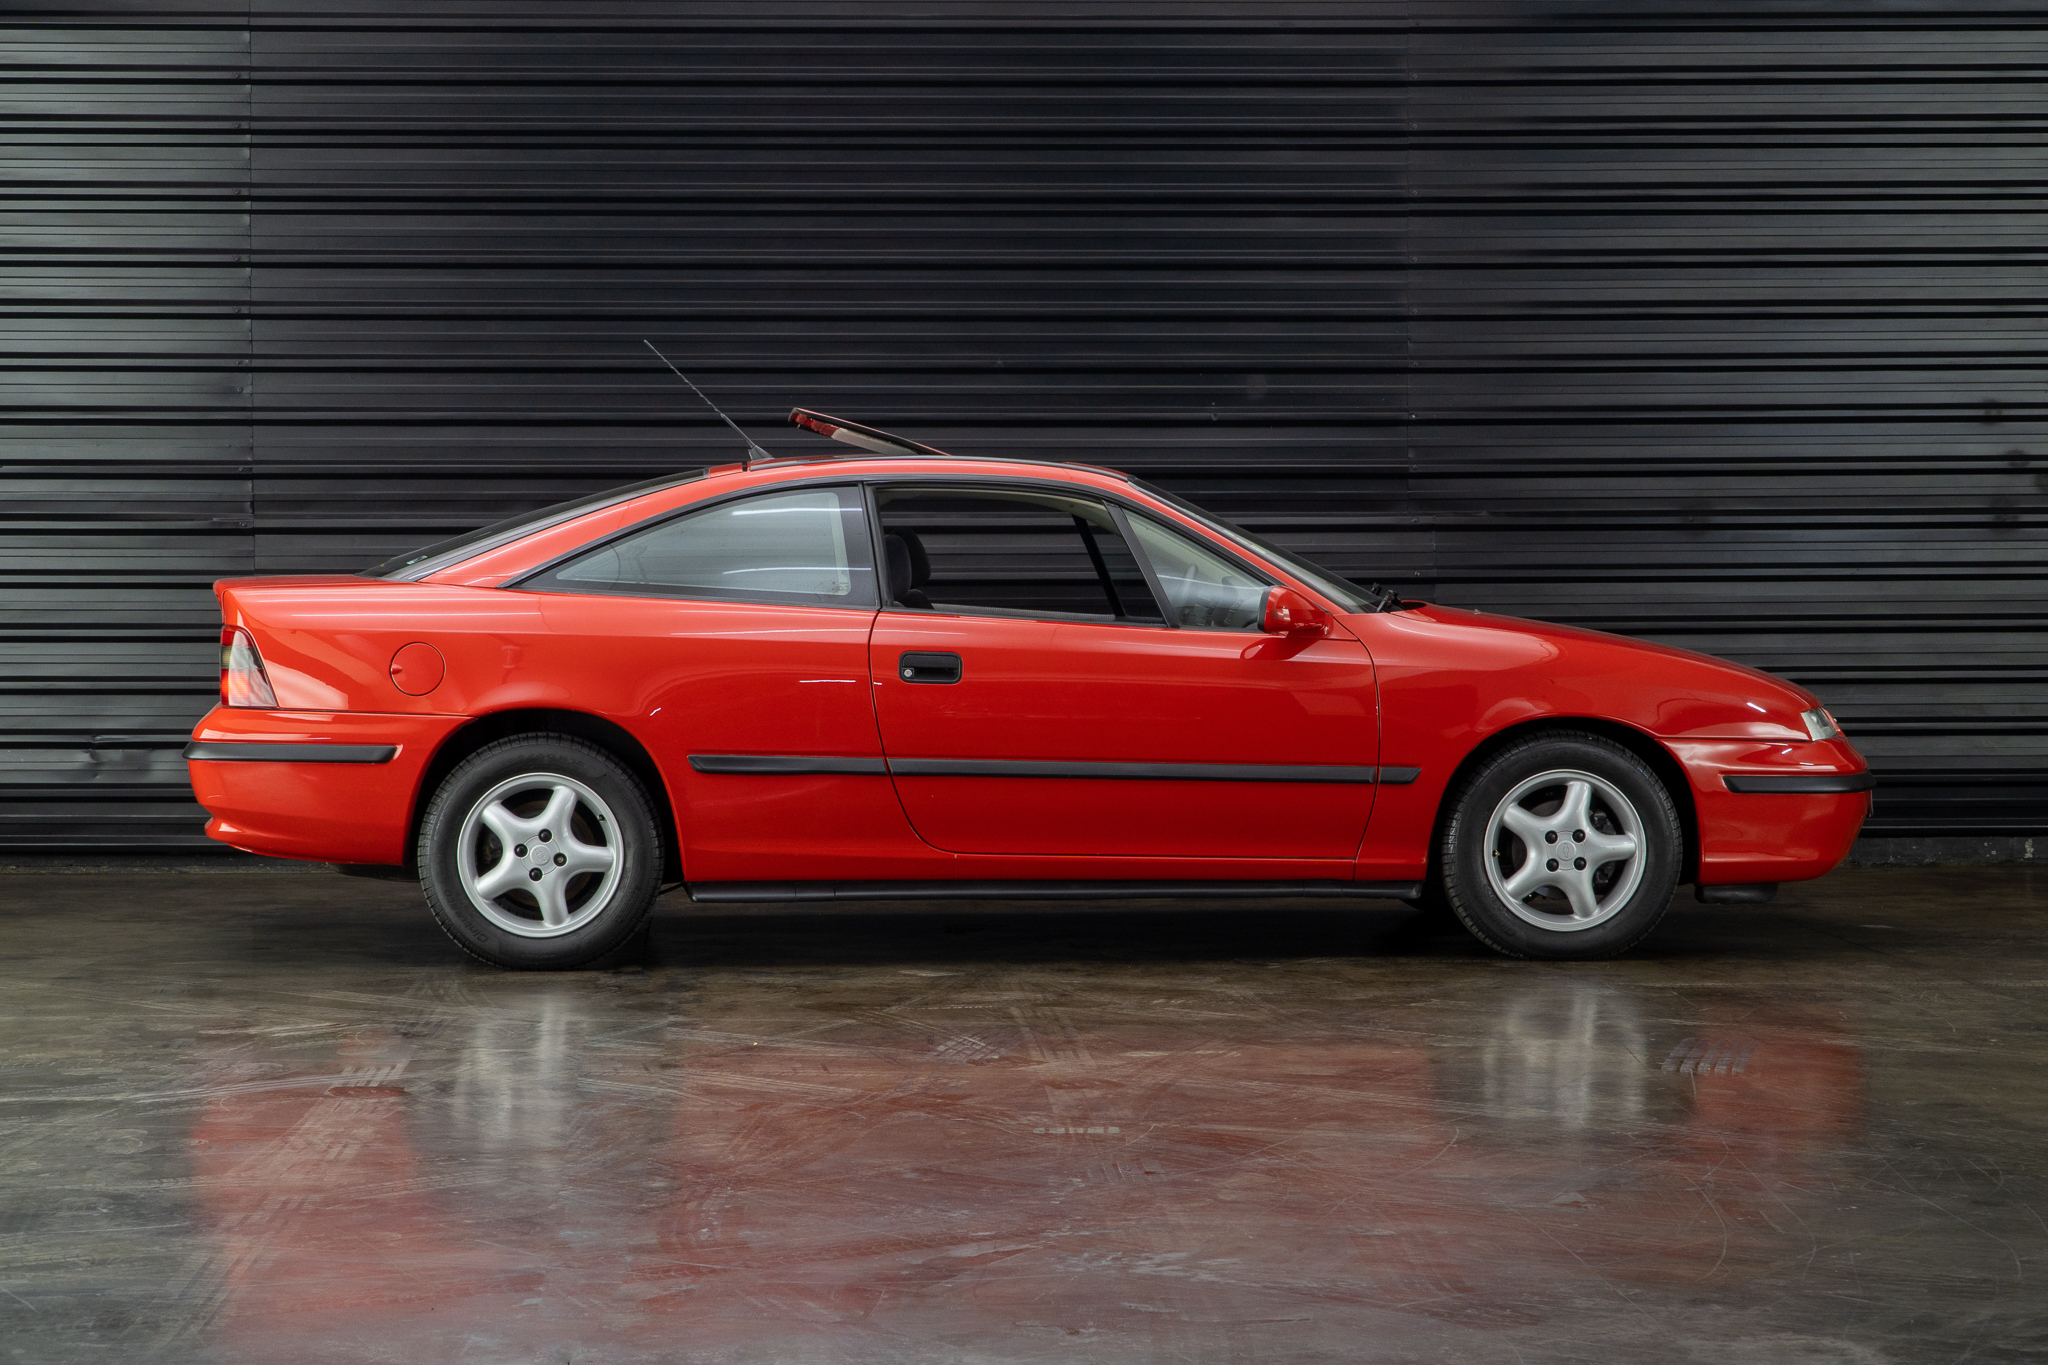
[{"left": 186, "top": 410, "right": 1872, "bottom": 968}]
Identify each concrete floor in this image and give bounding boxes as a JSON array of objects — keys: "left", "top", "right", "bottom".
[{"left": 2, "top": 867, "right": 2044, "bottom": 1364}]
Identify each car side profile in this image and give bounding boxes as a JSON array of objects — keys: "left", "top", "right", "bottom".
[{"left": 186, "top": 409, "right": 1873, "bottom": 968}]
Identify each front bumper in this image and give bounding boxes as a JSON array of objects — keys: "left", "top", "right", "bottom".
[
  {"left": 185, "top": 708, "right": 465, "bottom": 864},
  {"left": 1669, "top": 737, "right": 1872, "bottom": 886}
]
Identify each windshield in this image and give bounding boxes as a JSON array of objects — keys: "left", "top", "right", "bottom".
[
  {"left": 1128, "top": 480, "right": 1393, "bottom": 612},
  {"left": 359, "top": 470, "right": 707, "bottom": 580}
]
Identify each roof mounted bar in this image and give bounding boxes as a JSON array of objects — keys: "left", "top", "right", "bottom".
[
  {"left": 789, "top": 408, "right": 952, "bottom": 459},
  {"left": 782, "top": 407, "right": 1133, "bottom": 482}
]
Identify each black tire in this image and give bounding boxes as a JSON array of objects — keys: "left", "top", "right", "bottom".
[
  {"left": 1439, "top": 731, "right": 1681, "bottom": 960},
  {"left": 417, "top": 734, "right": 663, "bottom": 969}
]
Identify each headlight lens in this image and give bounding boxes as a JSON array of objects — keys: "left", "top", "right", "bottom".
[{"left": 1801, "top": 707, "right": 1841, "bottom": 741}]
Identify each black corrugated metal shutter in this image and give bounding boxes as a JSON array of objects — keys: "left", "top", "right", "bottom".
[
  {"left": 1406, "top": 6, "right": 2048, "bottom": 840},
  {"left": 3, "top": 5, "right": 252, "bottom": 849},
  {"left": 2, "top": 2, "right": 2038, "bottom": 851}
]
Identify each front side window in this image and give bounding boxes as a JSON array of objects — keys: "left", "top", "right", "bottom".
[
  {"left": 523, "top": 484, "right": 876, "bottom": 607},
  {"left": 1124, "top": 514, "right": 1270, "bottom": 631},
  {"left": 1128, "top": 478, "right": 1384, "bottom": 612},
  {"left": 875, "top": 486, "right": 1163, "bottom": 623}
]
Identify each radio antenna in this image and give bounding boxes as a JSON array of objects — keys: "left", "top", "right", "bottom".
[{"left": 642, "top": 340, "right": 772, "bottom": 469}]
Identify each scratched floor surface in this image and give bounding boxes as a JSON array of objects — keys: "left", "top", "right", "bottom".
[{"left": 1, "top": 865, "right": 2044, "bottom": 1364}]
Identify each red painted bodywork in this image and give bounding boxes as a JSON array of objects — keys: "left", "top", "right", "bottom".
[
  {"left": 187, "top": 455, "right": 1870, "bottom": 888},
  {"left": 870, "top": 613, "right": 1377, "bottom": 859}
]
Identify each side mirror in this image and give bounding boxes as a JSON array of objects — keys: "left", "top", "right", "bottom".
[{"left": 1261, "top": 586, "right": 1331, "bottom": 637}]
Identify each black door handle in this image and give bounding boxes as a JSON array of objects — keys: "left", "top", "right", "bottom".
[{"left": 898, "top": 651, "right": 963, "bottom": 684}]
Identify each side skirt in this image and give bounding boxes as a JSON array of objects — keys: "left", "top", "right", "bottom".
[{"left": 685, "top": 879, "right": 1424, "bottom": 904}]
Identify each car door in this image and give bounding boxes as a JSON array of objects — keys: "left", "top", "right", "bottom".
[
  {"left": 519, "top": 481, "right": 905, "bottom": 880},
  {"left": 867, "top": 482, "right": 1379, "bottom": 860}
]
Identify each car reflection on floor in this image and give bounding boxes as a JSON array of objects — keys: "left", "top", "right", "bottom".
[{"left": 175, "top": 962, "right": 1868, "bottom": 1361}]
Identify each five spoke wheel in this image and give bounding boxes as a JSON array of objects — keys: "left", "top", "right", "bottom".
[
  {"left": 1441, "top": 731, "right": 1681, "bottom": 959},
  {"left": 1486, "top": 769, "right": 1644, "bottom": 930},
  {"left": 458, "top": 773, "right": 622, "bottom": 936},
  {"left": 418, "top": 734, "right": 662, "bottom": 969}
]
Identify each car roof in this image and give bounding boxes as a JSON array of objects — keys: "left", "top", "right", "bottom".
[
  {"left": 734, "top": 452, "right": 1134, "bottom": 484},
  {"left": 672, "top": 401, "right": 1143, "bottom": 497},
  {"left": 415, "top": 451, "right": 1146, "bottom": 588},
  {"left": 385, "top": 405, "right": 1136, "bottom": 586}
]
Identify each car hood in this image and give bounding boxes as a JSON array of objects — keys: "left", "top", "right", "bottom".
[{"left": 1368, "top": 603, "right": 1823, "bottom": 742}]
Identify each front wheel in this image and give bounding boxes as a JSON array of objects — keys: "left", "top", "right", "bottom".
[
  {"left": 1439, "top": 731, "right": 1682, "bottom": 960},
  {"left": 417, "top": 735, "right": 662, "bottom": 969}
]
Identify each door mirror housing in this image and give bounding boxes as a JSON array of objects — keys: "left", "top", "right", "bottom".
[{"left": 1261, "top": 587, "right": 1331, "bottom": 637}]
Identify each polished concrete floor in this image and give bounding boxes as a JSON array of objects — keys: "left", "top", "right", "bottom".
[{"left": 2, "top": 866, "right": 2044, "bottom": 1364}]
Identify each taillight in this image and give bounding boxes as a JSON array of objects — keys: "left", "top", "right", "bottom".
[
  {"left": 1800, "top": 707, "right": 1842, "bottom": 741},
  {"left": 220, "top": 626, "right": 278, "bottom": 708}
]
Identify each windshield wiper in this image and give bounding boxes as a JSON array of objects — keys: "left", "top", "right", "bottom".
[{"left": 1362, "top": 581, "right": 1402, "bottom": 612}]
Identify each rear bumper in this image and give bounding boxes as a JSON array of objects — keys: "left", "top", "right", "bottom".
[
  {"left": 185, "top": 708, "right": 464, "bottom": 863},
  {"left": 1668, "top": 738, "right": 1871, "bottom": 886}
]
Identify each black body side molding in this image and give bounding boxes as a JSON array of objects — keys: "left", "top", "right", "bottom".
[
  {"left": 689, "top": 754, "right": 889, "bottom": 776},
  {"left": 690, "top": 755, "right": 1421, "bottom": 784},
  {"left": 1723, "top": 773, "right": 1876, "bottom": 794},
  {"left": 887, "top": 758, "right": 1408, "bottom": 784},
  {"left": 184, "top": 742, "right": 397, "bottom": 764},
  {"left": 687, "top": 880, "right": 1424, "bottom": 904}
]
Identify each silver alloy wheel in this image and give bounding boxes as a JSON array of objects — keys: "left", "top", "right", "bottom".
[
  {"left": 456, "top": 771, "right": 623, "bottom": 938},
  {"left": 1483, "top": 767, "right": 1645, "bottom": 932}
]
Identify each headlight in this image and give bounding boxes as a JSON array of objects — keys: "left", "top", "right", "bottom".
[{"left": 1801, "top": 707, "right": 1841, "bottom": 741}]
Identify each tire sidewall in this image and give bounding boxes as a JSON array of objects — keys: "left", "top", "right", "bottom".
[
  {"left": 419, "top": 736, "right": 661, "bottom": 969},
  {"left": 1442, "top": 734, "right": 1681, "bottom": 959}
]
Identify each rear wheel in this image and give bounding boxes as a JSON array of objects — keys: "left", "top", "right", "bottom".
[
  {"left": 1439, "top": 731, "right": 1681, "bottom": 960},
  {"left": 418, "top": 735, "right": 662, "bottom": 969}
]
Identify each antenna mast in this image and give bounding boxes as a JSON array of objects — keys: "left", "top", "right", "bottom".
[{"left": 642, "top": 340, "right": 772, "bottom": 469}]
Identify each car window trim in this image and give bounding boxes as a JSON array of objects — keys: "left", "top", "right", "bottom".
[
  {"left": 493, "top": 469, "right": 1328, "bottom": 623},
  {"left": 859, "top": 479, "right": 893, "bottom": 611},
  {"left": 1116, "top": 505, "right": 1284, "bottom": 635},
  {"left": 1106, "top": 501, "right": 1257, "bottom": 634},
  {"left": 860, "top": 472, "right": 1284, "bottom": 604},
  {"left": 1125, "top": 476, "right": 1385, "bottom": 613},
  {"left": 880, "top": 601, "right": 1164, "bottom": 628},
  {"left": 505, "top": 479, "right": 881, "bottom": 611},
  {"left": 862, "top": 474, "right": 1273, "bottom": 631},
  {"left": 1115, "top": 505, "right": 1277, "bottom": 595},
  {"left": 868, "top": 477, "right": 1158, "bottom": 626},
  {"left": 529, "top": 579, "right": 875, "bottom": 610},
  {"left": 1071, "top": 513, "right": 1128, "bottom": 618}
]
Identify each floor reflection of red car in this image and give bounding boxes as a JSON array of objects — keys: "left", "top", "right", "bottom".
[
  {"left": 185, "top": 410, "right": 1871, "bottom": 967},
  {"left": 178, "top": 986, "right": 1871, "bottom": 1360}
]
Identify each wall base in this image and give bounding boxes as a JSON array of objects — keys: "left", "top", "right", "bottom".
[{"left": 1846, "top": 836, "right": 2046, "bottom": 867}]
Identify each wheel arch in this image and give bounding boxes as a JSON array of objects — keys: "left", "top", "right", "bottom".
[
  {"left": 406, "top": 708, "right": 683, "bottom": 884},
  {"left": 1425, "top": 716, "right": 1700, "bottom": 886}
]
